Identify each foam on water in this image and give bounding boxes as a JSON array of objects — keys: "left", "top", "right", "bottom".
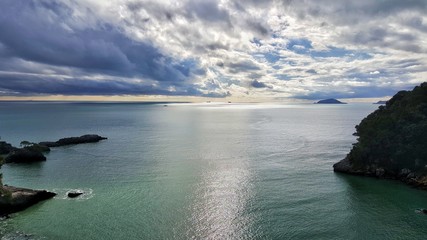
[{"left": 52, "top": 188, "right": 94, "bottom": 201}]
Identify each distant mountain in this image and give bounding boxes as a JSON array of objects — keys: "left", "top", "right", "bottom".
[
  {"left": 315, "top": 98, "right": 346, "bottom": 104},
  {"left": 333, "top": 82, "right": 427, "bottom": 189},
  {"left": 373, "top": 100, "right": 387, "bottom": 104}
]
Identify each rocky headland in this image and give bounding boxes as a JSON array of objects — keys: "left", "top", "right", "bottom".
[
  {"left": 333, "top": 82, "right": 427, "bottom": 189},
  {"left": 0, "top": 185, "right": 56, "bottom": 216}
]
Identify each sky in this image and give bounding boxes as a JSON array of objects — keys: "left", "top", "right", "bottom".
[{"left": 0, "top": 0, "right": 426, "bottom": 102}]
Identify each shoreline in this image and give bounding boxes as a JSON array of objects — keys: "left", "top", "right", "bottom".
[{"left": 333, "top": 157, "right": 427, "bottom": 191}]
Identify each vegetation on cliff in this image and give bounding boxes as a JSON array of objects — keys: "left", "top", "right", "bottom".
[{"left": 334, "top": 82, "right": 427, "bottom": 187}]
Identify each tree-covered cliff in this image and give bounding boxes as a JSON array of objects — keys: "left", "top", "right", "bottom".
[{"left": 334, "top": 82, "right": 427, "bottom": 187}]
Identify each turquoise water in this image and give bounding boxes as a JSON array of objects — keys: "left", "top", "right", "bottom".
[{"left": 1, "top": 102, "right": 427, "bottom": 239}]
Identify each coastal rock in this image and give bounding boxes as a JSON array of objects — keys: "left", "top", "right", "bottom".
[
  {"left": 0, "top": 141, "right": 18, "bottom": 155},
  {"left": 5, "top": 149, "right": 46, "bottom": 163},
  {"left": 39, "top": 134, "right": 107, "bottom": 147},
  {"left": 375, "top": 168, "right": 385, "bottom": 177},
  {"left": 398, "top": 168, "right": 411, "bottom": 178},
  {"left": 0, "top": 185, "right": 56, "bottom": 216},
  {"left": 332, "top": 157, "right": 352, "bottom": 173},
  {"left": 315, "top": 98, "right": 346, "bottom": 104},
  {"left": 374, "top": 100, "right": 387, "bottom": 104},
  {"left": 67, "top": 191, "right": 83, "bottom": 198},
  {"left": 407, "top": 172, "right": 416, "bottom": 179}
]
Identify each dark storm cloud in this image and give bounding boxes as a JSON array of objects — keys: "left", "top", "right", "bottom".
[
  {"left": 0, "top": 72, "right": 228, "bottom": 98},
  {"left": 0, "top": 0, "right": 205, "bottom": 96}
]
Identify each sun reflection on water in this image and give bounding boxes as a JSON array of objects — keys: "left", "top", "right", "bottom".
[{"left": 188, "top": 160, "right": 257, "bottom": 239}]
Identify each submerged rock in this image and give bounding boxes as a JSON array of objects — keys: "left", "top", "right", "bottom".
[
  {"left": 39, "top": 134, "right": 107, "bottom": 147},
  {"left": 0, "top": 185, "right": 56, "bottom": 216}
]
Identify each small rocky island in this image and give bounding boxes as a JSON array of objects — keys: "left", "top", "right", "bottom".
[
  {"left": 316, "top": 98, "right": 346, "bottom": 104},
  {"left": 2, "top": 134, "right": 107, "bottom": 164},
  {"left": 0, "top": 134, "right": 107, "bottom": 216},
  {"left": 334, "top": 82, "right": 427, "bottom": 189},
  {"left": 39, "top": 134, "right": 107, "bottom": 147}
]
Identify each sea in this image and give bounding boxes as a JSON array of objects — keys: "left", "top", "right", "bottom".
[{"left": 0, "top": 102, "right": 427, "bottom": 240}]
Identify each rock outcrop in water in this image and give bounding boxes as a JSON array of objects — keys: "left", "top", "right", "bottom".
[
  {"left": 0, "top": 185, "right": 56, "bottom": 216},
  {"left": 5, "top": 148, "right": 46, "bottom": 163},
  {"left": 333, "top": 82, "right": 427, "bottom": 189},
  {"left": 3, "top": 142, "right": 50, "bottom": 163},
  {"left": 39, "top": 134, "right": 107, "bottom": 147},
  {"left": 67, "top": 190, "right": 83, "bottom": 198},
  {"left": 316, "top": 98, "right": 346, "bottom": 104},
  {"left": 2, "top": 134, "right": 106, "bottom": 164}
]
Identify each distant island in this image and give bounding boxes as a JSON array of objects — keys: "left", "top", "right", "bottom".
[
  {"left": 0, "top": 134, "right": 107, "bottom": 216},
  {"left": 373, "top": 100, "right": 387, "bottom": 104},
  {"left": 315, "top": 98, "right": 346, "bottom": 104},
  {"left": 334, "top": 82, "right": 427, "bottom": 189}
]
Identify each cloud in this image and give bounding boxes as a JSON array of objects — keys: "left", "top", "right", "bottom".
[
  {"left": 227, "top": 60, "right": 261, "bottom": 73},
  {"left": 0, "top": 1, "right": 201, "bottom": 82},
  {"left": 250, "top": 80, "right": 269, "bottom": 89},
  {"left": 0, "top": 71, "right": 228, "bottom": 97},
  {"left": 186, "top": 0, "right": 231, "bottom": 25},
  {"left": 0, "top": 0, "right": 426, "bottom": 99}
]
